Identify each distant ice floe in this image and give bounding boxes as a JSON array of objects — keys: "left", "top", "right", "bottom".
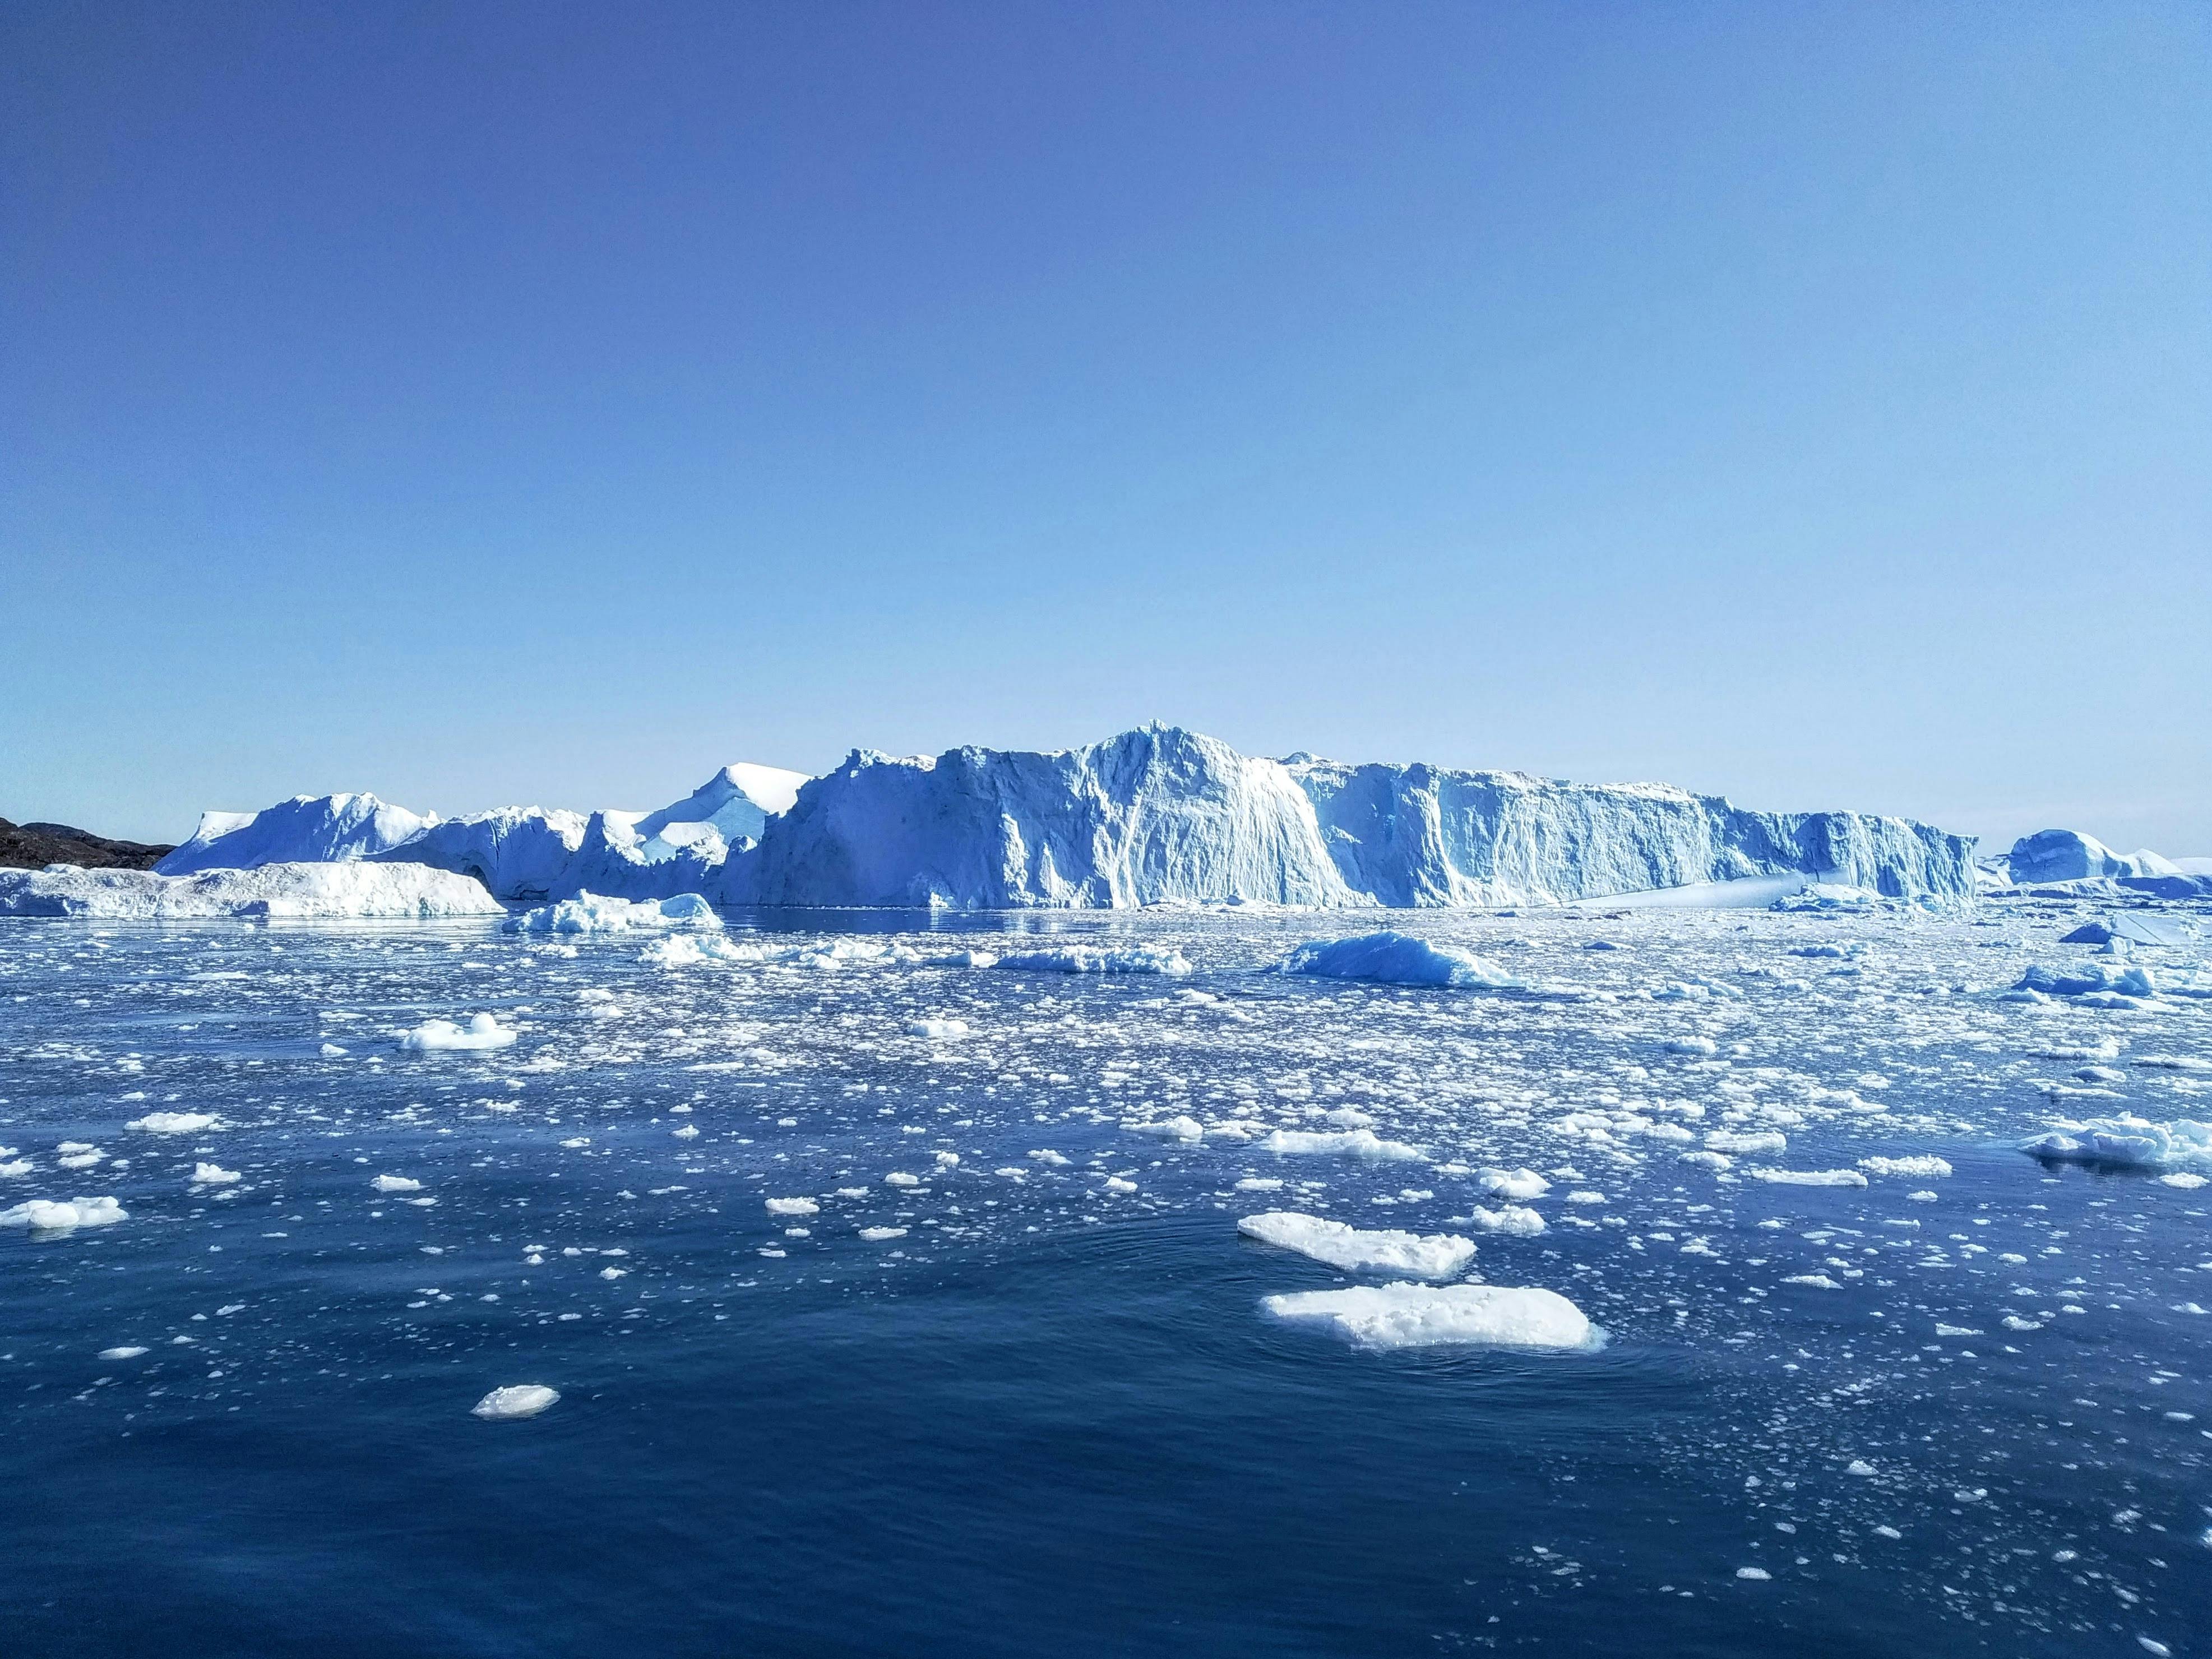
[
  {"left": 1859, "top": 1155, "right": 1953, "bottom": 1179},
  {"left": 471, "top": 1384, "right": 559, "bottom": 1421},
  {"left": 1281, "top": 932, "right": 1523, "bottom": 990},
  {"left": 128, "top": 1111, "right": 217, "bottom": 1134},
  {"left": 1479, "top": 1167, "right": 1551, "bottom": 1201},
  {"left": 1260, "top": 1127, "right": 1425, "bottom": 1161},
  {"left": 0, "top": 1196, "right": 126, "bottom": 1231},
  {"left": 506, "top": 891, "right": 720, "bottom": 935},
  {"left": 905, "top": 1018, "right": 969, "bottom": 1038},
  {"left": 0, "top": 862, "right": 502, "bottom": 920},
  {"left": 1469, "top": 1204, "right": 1547, "bottom": 1237},
  {"left": 399, "top": 1014, "right": 516, "bottom": 1053},
  {"left": 371, "top": 1175, "right": 423, "bottom": 1193},
  {"left": 190, "top": 1162, "right": 241, "bottom": 1186},
  {"left": 765, "top": 1197, "right": 818, "bottom": 1217},
  {"left": 1262, "top": 1282, "right": 1598, "bottom": 1351},
  {"left": 1238, "top": 1211, "right": 1478, "bottom": 1278},
  {"left": 993, "top": 946, "right": 1192, "bottom": 976},
  {"left": 2021, "top": 1117, "right": 2212, "bottom": 1172},
  {"left": 1747, "top": 1167, "right": 1869, "bottom": 1188}
]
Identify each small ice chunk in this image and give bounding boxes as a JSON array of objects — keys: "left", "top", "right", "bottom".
[
  {"left": 1280, "top": 932, "right": 1523, "bottom": 990},
  {"left": 1859, "top": 1155, "right": 1953, "bottom": 1179},
  {"left": 0, "top": 1196, "right": 127, "bottom": 1231},
  {"left": 1748, "top": 1168, "right": 1868, "bottom": 1188},
  {"left": 471, "top": 1384, "right": 559, "bottom": 1421},
  {"left": 371, "top": 1175, "right": 423, "bottom": 1193},
  {"left": 1261, "top": 1128, "right": 1425, "bottom": 1161},
  {"left": 1469, "top": 1204, "right": 1547, "bottom": 1237},
  {"left": 400, "top": 1014, "right": 516, "bottom": 1053},
  {"left": 1126, "top": 1115, "right": 1205, "bottom": 1141},
  {"left": 191, "top": 1162, "right": 242, "bottom": 1186},
  {"left": 905, "top": 1018, "right": 969, "bottom": 1039},
  {"left": 765, "top": 1197, "right": 819, "bottom": 1217},
  {"left": 1262, "top": 1282, "right": 1596, "bottom": 1351},
  {"left": 859, "top": 1226, "right": 908, "bottom": 1242},
  {"left": 1238, "top": 1212, "right": 1478, "bottom": 1278},
  {"left": 127, "top": 1111, "right": 216, "bottom": 1134},
  {"left": 99, "top": 1345, "right": 150, "bottom": 1360},
  {"left": 1479, "top": 1167, "right": 1551, "bottom": 1200}
]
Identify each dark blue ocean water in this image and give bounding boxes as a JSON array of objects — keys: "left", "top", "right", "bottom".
[{"left": 2, "top": 909, "right": 2206, "bottom": 1656}]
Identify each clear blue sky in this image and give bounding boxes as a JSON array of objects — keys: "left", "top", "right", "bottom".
[{"left": 4, "top": 3, "right": 2206, "bottom": 853}]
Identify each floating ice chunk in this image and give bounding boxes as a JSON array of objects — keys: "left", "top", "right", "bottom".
[
  {"left": 859, "top": 1226, "right": 907, "bottom": 1242},
  {"left": 1104, "top": 1176, "right": 1139, "bottom": 1194},
  {"left": 1238, "top": 1212, "right": 1478, "bottom": 1278},
  {"left": 994, "top": 946, "right": 1192, "bottom": 976},
  {"left": 2029, "top": 1037, "right": 2122, "bottom": 1062},
  {"left": 1469, "top": 1204, "right": 1547, "bottom": 1237},
  {"left": 1664, "top": 1036, "right": 1719, "bottom": 1056},
  {"left": 320, "top": 1042, "right": 349, "bottom": 1057},
  {"left": 472, "top": 1384, "right": 559, "bottom": 1421},
  {"left": 0, "top": 1196, "right": 126, "bottom": 1231},
  {"left": 1478, "top": 1167, "right": 1551, "bottom": 1200},
  {"left": 507, "top": 891, "right": 721, "bottom": 935},
  {"left": 1749, "top": 1167, "right": 1868, "bottom": 1188},
  {"left": 1029, "top": 1149, "right": 1069, "bottom": 1166},
  {"left": 884, "top": 1172, "right": 921, "bottom": 1187},
  {"left": 191, "top": 1162, "right": 242, "bottom": 1185},
  {"left": 2158, "top": 1172, "right": 2208, "bottom": 1190},
  {"left": 905, "top": 1018, "right": 969, "bottom": 1039},
  {"left": 2013, "top": 963, "right": 2158, "bottom": 1000},
  {"left": 1235, "top": 1176, "right": 1284, "bottom": 1191},
  {"left": 1736, "top": 1566, "right": 1773, "bottom": 1582},
  {"left": 2021, "top": 1116, "right": 2212, "bottom": 1171},
  {"left": 1845, "top": 1460, "right": 1876, "bottom": 1477},
  {"left": 765, "top": 1197, "right": 819, "bottom": 1217},
  {"left": 1280, "top": 932, "right": 1523, "bottom": 990},
  {"left": 1678, "top": 1150, "right": 1733, "bottom": 1172},
  {"left": 0, "top": 1161, "right": 30, "bottom": 1179},
  {"left": 371, "top": 1175, "right": 423, "bottom": 1193},
  {"left": 2138, "top": 1055, "right": 2212, "bottom": 1073},
  {"left": 399, "top": 1013, "right": 516, "bottom": 1053},
  {"left": 127, "top": 1111, "right": 216, "bottom": 1134},
  {"left": 1783, "top": 1273, "right": 1843, "bottom": 1289},
  {"left": 99, "top": 1346, "right": 149, "bottom": 1360},
  {"left": 1262, "top": 1282, "right": 1596, "bottom": 1351},
  {"left": 1707, "top": 1130, "right": 1787, "bottom": 1156},
  {"left": 1124, "top": 1115, "right": 1205, "bottom": 1141},
  {"left": 1261, "top": 1128, "right": 1425, "bottom": 1161},
  {"left": 1858, "top": 1155, "right": 1952, "bottom": 1179}
]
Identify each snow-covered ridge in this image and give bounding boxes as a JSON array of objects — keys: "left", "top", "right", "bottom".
[{"left": 144, "top": 728, "right": 1978, "bottom": 910}]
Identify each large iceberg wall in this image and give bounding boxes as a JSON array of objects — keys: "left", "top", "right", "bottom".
[
  {"left": 736, "top": 726, "right": 1355, "bottom": 909},
  {"left": 142, "top": 731, "right": 1978, "bottom": 910},
  {"left": 1284, "top": 757, "right": 1977, "bottom": 906}
]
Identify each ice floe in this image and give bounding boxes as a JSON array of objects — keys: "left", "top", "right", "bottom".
[
  {"left": 1262, "top": 1282, "right": 1598, "bottom": 1351},
  {"left": 1237, "top": 1212, "right": 1478, "bottom": 1278},
  {"left": 471, "top": 1384, "right": 560, "bottom": 1421},
  {"left": 1281, "top": 932, "right": 1523, "bottom": 989},
  {"left": 399, "top": 1014, "right": 517, "bottom": 1053},
  {"left": 0, "top": 1195, "right": 126, "bottom": 1231}
]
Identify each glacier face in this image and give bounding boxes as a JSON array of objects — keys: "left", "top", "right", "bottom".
[
  {"left": 738, "top": 727, "right": 1354, "bottom": 909},
  {"left": 143, "top": 728, "right": 1980, "bottom": 909},
  {"left": 1285, "top": 757, "right": 1979, "bottom": 907}
]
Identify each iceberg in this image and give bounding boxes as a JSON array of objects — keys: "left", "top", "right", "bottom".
[
  {"left": 152, "top": 727, "right": 1979, "bottom": 911},
  {"left": 2002, "top": 829, "right": 2176, "bottom": 885},
  {"left": 0, "top": 863, "right": 503, "bottom": 920},
  {"left": 2021, "top": 1116, "right": 2212, "bottom": 1171},
  {"left": 156, "top": 793, "right": 431, "bottom": 876},
  {"left": 1281, "top": 931, "right": 1523, "bottom": 988}
]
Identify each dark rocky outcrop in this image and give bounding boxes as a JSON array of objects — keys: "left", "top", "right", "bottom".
[{"left": 0, "top": 818, "right": 175, "bottom": 872}]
